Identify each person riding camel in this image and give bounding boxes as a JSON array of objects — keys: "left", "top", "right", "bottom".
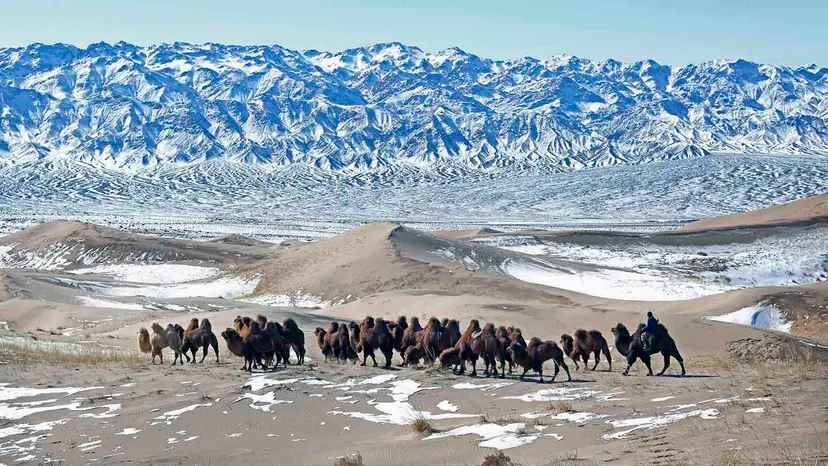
[{"left": 641, "top": 311, "right": 659, "bottom": 351}]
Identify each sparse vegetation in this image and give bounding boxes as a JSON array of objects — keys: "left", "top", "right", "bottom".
[
  {"left": 0, "top": 336, "right": 142, "bottom": 366},
  {"left": 410, "top": 415, "right": 432, "bottom": 434},
  {"left": 333, "top": 451, "right": 364, "bottom": 466},
  {"left": 546, "top": 400, "right": 574, "bottom": 414},
  {"left": 481, "top": 451, "right": 520, "bottom": 466}
]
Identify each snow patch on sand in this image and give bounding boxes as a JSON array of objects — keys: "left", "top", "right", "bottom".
[
  {"left": 503, "top": 387, "right": 624, "bottom": 403},
  {"left": 503, "top": 259, "right": 724, "bottom": 301},
  {"left": 105, "top": 275, "right": 258, "bottom": 299},
  {"left": 68, "top": 264, "right": 220, "bottom": 284},
  {"left": 76, "top": 296, "right": 145, "bottom": 310},
  {"left": 426, "top": 422, "right": 555, "bottom": 450},
  {"left": 705, "top": 303, "right": 791, "bottom": 333},
  {"left": 437, "top": 400, "right": 459, "bottom": 412},
  {"left": 152, "top": 403, "right": 213, "bottom": 425},
  {"left": 602, "top": 408, "right": 719, "bottom": 440}
]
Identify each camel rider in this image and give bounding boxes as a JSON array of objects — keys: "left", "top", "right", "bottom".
[{"left": 641, "top": 311, "right": 659, "bottom": 351}]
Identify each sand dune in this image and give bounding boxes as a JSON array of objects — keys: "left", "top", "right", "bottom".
[
  {"left": 0, "top": 221, "right": 274, "bottom": 270},
  {"left": 679, "top": 194, "right": 828, "bottom": 233}
]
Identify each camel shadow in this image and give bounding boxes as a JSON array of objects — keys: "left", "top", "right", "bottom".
[{"left": 658, "top": 373, "right": 717, "bottom": 379}]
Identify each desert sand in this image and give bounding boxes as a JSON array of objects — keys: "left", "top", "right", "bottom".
[{"left": 1, "top": 201, "right": 827, "bottom": 465}]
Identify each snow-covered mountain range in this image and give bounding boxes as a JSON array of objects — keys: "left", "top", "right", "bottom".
[{"left": 1, "top": 41, "right": 826, "bottom": 172}]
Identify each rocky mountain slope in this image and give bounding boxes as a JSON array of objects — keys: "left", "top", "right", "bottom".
[{"left": 1, "top": 42, "right": 826, "bottom": 173}]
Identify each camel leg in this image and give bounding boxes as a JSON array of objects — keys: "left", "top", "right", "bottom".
[
  {"left": 520, "top": 367, "right": 528, "bottom": 381},
  {"left": 189, "top": 349, "right": 197, "bottom": 364},
  {"left": 550, "top": 362, "right": 559, "bottom": 383},
  {"left": 623, "top": 353, "right": 636, "bottom": 376},
  {"left": 591, "top": 350, "right": 600, "bottom": 371},
  {"left": 673, "top": 348, "right": 686, "bottom": 376},
  {"left": 560, "top": 359, "right": 571, "bottom": 381},
  {"left": 537, "top": 366, "right": 544, "bottom": 384},
  {"left": 658, "top": 351, "right": 671, "bottom": 376},
  {"left": 642, "top": 354, "right": 654, "bottom": 376},
  {"left": 384, "top": 351, "right": 392, "bottom": 369},
  {"left": 581, "top": 353, "right": 589, "bottom": 372},
  {"left": 370, "top": 351, "right": 378, "bottom": 367},
  {"left": 571, "top": 354, "right": 579, "bottom": 371},
  {"left": 200, "top": 345, "right": 208, "bottom": 363},
  {"left": 470, "top": 359, "right": 477, "bottom": 377},
  {"left": 211, "top": 336, "right": 219, "bottom": 363}
]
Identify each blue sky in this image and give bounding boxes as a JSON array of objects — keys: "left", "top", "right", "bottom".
[{"left": 3, "top": 0, "right": 825, "bottom": 66}]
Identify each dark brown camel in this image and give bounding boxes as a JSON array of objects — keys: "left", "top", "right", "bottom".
[
  {"left": 418, "top": 317, "right": 451, "bottom": 363},
  {"left": 507, "top": 337, "right": 571, "bottom": 383},
  {"left": 358, "top": 317, "right": 394, "bottom": 368},
  {"left": 560, "top": 329, "right": 612, "bottom": 371},
  {"left": 282, "top": 318, "right": 305, "bottom": 365},
  {"left": 611, "top": 323, "right": 685, "bottom": 376},
  {"left": 181, "top": 318, "right": 220, "bottom": 364},
  {"left": 399, "top": 317, "right": 422, "bottom": 364},
  {"left": 336, "top": 322, "right": 357, "bottom": 363},
  {"left": 469, "top": 323, "right": 501, "bottom": 377},
  {"left": 314, "top": 327, "right": 333, "bottom": 361}
]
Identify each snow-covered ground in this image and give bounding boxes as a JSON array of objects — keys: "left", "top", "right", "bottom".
[
  {"left": 67, "top": 264, "right": 221, "bottom": 284},
  {"left": 492, "top": 225, "right": 827, "bottom": 301},
  {"left": 705, "top": 303, "right": 792, "bottom": 333},
  {"left": 0, "top": 155, "right": 826, "bottom": 241}
]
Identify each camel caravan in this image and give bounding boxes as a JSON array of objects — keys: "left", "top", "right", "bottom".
[{"left": 138, "top": 312, "right": 685, "bottom": 381}]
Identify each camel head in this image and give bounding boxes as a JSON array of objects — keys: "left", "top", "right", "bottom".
[
  {"left": 611, "top": 323, "right": 630, "bottom": 339},
  {"left": 427, "top": 317, "right": 441, "bottom": 329},
  {"left": 438, "top": 347, "right": 460, "bottom": 368},
  {"left": 150, "top": 322, "right": 164, "bottom": 334},
  {"left": 410, "top": 317, "right": 421, "bottom": 330},
  {"left": 221, "top": 328, "right": 241, "bottom": 343},
  {"left": 396, "top": 316, "right": 407, "bottom": 328}
]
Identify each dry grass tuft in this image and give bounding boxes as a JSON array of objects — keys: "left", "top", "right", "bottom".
[
  {"left": 546, "top": 400, "right": 574, "bottom": 414},
  {"left": 410, "top": 416, "right": 432, "bottom": 434},
  {"left": 0, "top": 336, "right": 142, "bottom": 366},
  {"left": 481, "top": 451, "right": 521, "bottom": 466},
  {"left": 333, "top": 452, "right": 364, "bottom": 466}
]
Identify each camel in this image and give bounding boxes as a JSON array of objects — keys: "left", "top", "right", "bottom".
[
  {"left": 326, "top": 322, "right": 342, "bottom": 361},
  {"left": 336, "top": 323, "right": 357, "bottom": 363},
  {"left": 282, "top": 318, "right": 305, "bottom": 365},
  {"left": 446, "top": 319, "right": 461, "bottom": 347},
  {"left": 220, "top": 328, "right": 248, "bottom": 370},
  {"left": 234, "top": 316, "right": 254, "bottom": 338},
  {"left": 181, "top": 318, "right": 220, "bottom": 364},
  {"left": 184, "top": 318, "right": 199, "bottom": 337},
  {"left": 508, "top": 327, "right": 526, "bottom": 348},
  {"left": 357, "top": 316, "right": 394, "bottom": 368},
  {"left": 507, "top": 337, "right": 571, "bottom": 383},
  {"left": 149, "top": 323, "right": 169, "bottom": 364},
  {"left": 399, "top": 317, "right": 422, "bottom": 364},
  {"left": 137, "top": 328, "right": 152, "bottom": 356},
  {"left": 265, "top": 321, "right": 290, "bottom": 368},
  {"left": 495, "top": 326, "right": 514, "bottom": 375},
  {"left": 165, "top": 323, "right": 186, "bottom": 366},
  {"left": 418, "top": 318, "right": 451, "bottom": 363},
  {"left": 456, "top": 319, "right": 481, "bottom": 349},
  {"left": 391, "top": 316, "right": 408, "bottom": 358},
  {"left": 611, "top": 323, "right": 685, "bottom": 376},
  {"left": 404, "top": 345, "right": 425, "bottom": 367},
  {"left": 438, "top": 345, "right": 478, "bottom": 375},
  {"left": 560, "top": 329, "right": 612, "bottom": 372},
  {"left": 314, "top": 327, "right": 333, "bottom": 361},
  {"left": 240, "top": 321, "right": 277, "bottom": 372},
  {"left": 469, "top": 323, "right": 502, "bottom": 377}
]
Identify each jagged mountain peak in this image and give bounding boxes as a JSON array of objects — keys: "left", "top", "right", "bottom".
[{"left": 0, "top": 41, "right": 826, "bottom": 173}]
